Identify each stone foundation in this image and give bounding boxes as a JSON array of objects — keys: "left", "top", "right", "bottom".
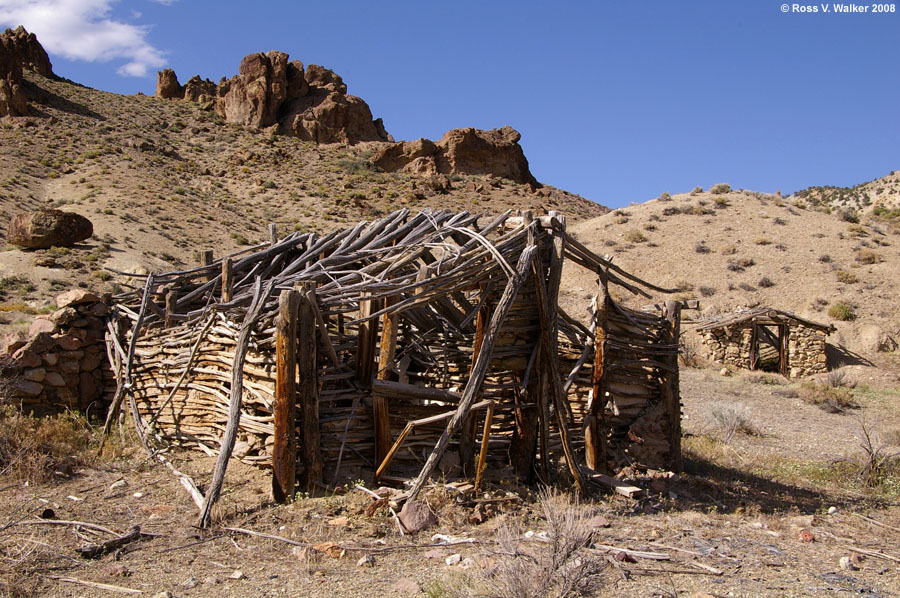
[{"left": 1, "top": 290, "right": 113, "bottom": 415}]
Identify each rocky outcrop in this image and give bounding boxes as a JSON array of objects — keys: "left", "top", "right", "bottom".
[
  {"left": 1, "top": 291, "right": 112, "bottom": 415},
  {"left": 7, "top": 209, "right": 94, "bottom": 249},
  {"left": 1, "top": 26, "right": 53, "bottom": 117},
  {"left": 155, "top": 51, "right": 390, "bottom": 145},
  {"left": 372, "top": 126, "right": 538, "bottom": 186},
  {"left": 156, "top": 68, "right": 182, "bottom": 99}
]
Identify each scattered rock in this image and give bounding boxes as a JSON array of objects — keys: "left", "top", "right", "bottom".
[
  {"left": 151, "top": 592, "right": 173, "bottom": 598},
  {"left": 839, "top": 556, "right": 858, "bottom": 570},
  {"left": 7, "top": 209, "right": 93, "bottom": 249},
  {"left": 445, "top": 553, "right": 461, "bottom": 566},
  {"left": 327, "top": 516, "right": 350, "bottom": 528},
  {"left": 798, "top": 529, "right": 815, "bottom": 543},
  {"left": 398, "top": 499, "right": 437, "bottom": 534},
  {"left": 720, "top": 367, "right": 730, "bottom": 377},
  {"left": 110, "top": 479, "right": 127, "bottom": 490},
  {"left": 228, "top": 570, "right": 244, "bottom": 580},
  {"left": 28, "top": 319, "right": 57, "bottom": 337},
  {"left": 392, "top": 578, "right": 421, "bottom": 595},
  {"left": 1, "top": 26, "right": 52, "bottom": 117},
  {"left": 827, "top": 506, "right": 838, "bottom": 515},
  {"left": 56, "top": 289, "right": 101, "bottom": 308},
  {"left": 859, "top": 325, "right": 898, "bottom": 353},
  {"left": 312, "top": 541, "right": 344, "bottom": 558},
  {"left": 180, "top": 577, "right": 199, "bottom": 588},
  {"left": 585, "top": 515, "right": 612, "bottom": 530},
  {"left": 423, "top": 548, "right": 449, "bottom": 559},
  {"left": 105, "top": 564, "right": 131, "bottom": 577},
  {"left": 356, "top": 554, "right": 375, "bottom": 568}
]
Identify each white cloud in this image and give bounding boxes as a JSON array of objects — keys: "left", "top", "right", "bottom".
[{"left": 0, "top": 0, "right": 167, "bottom": 77}]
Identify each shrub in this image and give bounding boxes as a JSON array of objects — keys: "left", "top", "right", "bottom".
[
  {"left": 720, "top": 243, "right": 738, "bottom": 255},
  {"left": 706, "top": 402, "right": 758, "bottom": 442},
  {"left": 839, "top": 208, "right": 860, "bottom": 223},
  {"left": 758, "top": 276, "right": 775, "bottom": 288},
  {"left": 713, "top": 196, "right": 730, "bottom": 208},
  {"left": 661, "top": 206, "right": 684, "bottom": 216},
  {"left": 835, "top": 270, "right": 859, "bottom": 284},
  {"left": 658, "top": 191, "right": 672, "bottom": 201},
  {"left": 818, "top": 254, "right": 831, "bottom": 263},
  {"left": 727, "top": 257, "right": 755, "bottom": 272},
  {"left": 695, "top": 242, "right": 711, "bottom": 254},
  {"left": 478, "top": 489, "right": 605, "bottom": 598},
  {"left": 799, "top": 381, "right": 857, "bottom": 413},
  {"left": 826, "top": 367, "right": 857, "bottom": 389},
  {"left": 710, "top": 183, "right": 732, "bottom": 194},
  {"left": 738, "top": 282, "right": 756, "bottom": 292},
  {"left": 698, "top": 285, "right": 716, "bottom": 297},
  {"left": 856, "top": 249, "right": 881, "bottom": 265},
  {"left": 623, "top": 229, "right": 647, "bottom": 243},
  {"left": 828, "top": 302, "right": 855, "bottom": 321},
  {"left": 691, "top": 186, "right": 703, "bottom": 195}
]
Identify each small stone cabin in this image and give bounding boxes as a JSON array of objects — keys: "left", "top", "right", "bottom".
[{"left": 696, "top": 307, "right": 835, "bottom": 378}]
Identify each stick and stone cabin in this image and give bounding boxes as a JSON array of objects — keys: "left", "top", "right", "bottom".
[
  {"left": 110, "top": 208, "right": 684, "bottom": 507},
  {"left": 696, "top": 307, "right": 835, "bottom": 378}
]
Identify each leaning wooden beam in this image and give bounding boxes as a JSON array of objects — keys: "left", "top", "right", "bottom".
[
  {"left": 406, "top": 241, "right": 538, "bottom": 501},
  {"left": 371, "top": 379, "right": 461, "bottom": 404},
  {"left": 375, "top": 400, "right": 493, "bottom": 481},
  {"left": 474, "top": 400, "right": 495, "bottom": 492},
  {"left": 198, "top": 278, "right": 272, "bottom": 528},
  {"left": 298, "top": 282, "right": 323, "bottom": 490},
  {"left": 272, "top": 289, "right": 300, "bottom": 503}
]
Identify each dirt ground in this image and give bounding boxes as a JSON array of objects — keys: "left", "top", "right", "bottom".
[{"left": 2, "top": 366, "right": 900, "bottom": 598}]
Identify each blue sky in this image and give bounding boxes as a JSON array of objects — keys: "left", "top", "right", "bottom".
[{"left": 2, "top": 1, "right": 898, "bottom": 208}]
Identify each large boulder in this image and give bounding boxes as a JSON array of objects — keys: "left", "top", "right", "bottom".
[
  {"left": 155, "top": 68, "right": 182, "bottom": 99},
  {"left": 7, "top": 209, "right": 93, "bottom": 249},
  {"left": 372, "top": 126, "right": 539, "bottom": 186}
]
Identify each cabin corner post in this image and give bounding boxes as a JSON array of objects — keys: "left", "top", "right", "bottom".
[
  {"left": 273, "top": 288, "right": 300, "bottom": 503},
  {"left": 586, "top": 273, "right": 609, "bottom": 472},
  {"left": 662, "top": 299, "right": 683, "bottom": 473},
  {"left": 297, "top": 281, "right": 323, "bottom": 491}
]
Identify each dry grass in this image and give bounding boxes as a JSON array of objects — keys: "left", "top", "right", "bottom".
[
  {"left": 452, "top": 488, "right": 605, "bottom": 598},
  {"left": 0, "top": 406, "right": 124, "bottom": 485},
  {"left": 798, "top": 381, "right": 857, "bottom": 414},
  {"left": 705, "top": 401, "right": 758, "bottom": 442}
]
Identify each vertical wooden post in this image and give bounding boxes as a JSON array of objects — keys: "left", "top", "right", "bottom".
[
  {"left": 662, "top": 300, "right": 683, "bottom": 473},
  {"left": 474, "top": 401, "right": 495, "bottom": 491},
  {"left": 749, "top": 323, "right": 759, "bottom": 371},
  {"left": 586, "top": 276, "right": 609, "bottom": 472},
  {"left": 531, "top": 215, "right": 586, "bottom": 494},
  {"left": 373, "top": 297, "right": 398, "bottom": 473},
  {"left": 272, "top": 288, "right": 300, "bottom": 502},
  {"left": 200, "top": 249, "right": 214, "bottom": 283},
  {"left": 779, "top": 324, "right": 790, "bottom": 378},
  {"left": 221, "top": 257, "right": 233, "bottom": 303},
  {"left": 355, "top": 293, "right": 378, "bottom": 388},
  {"left": 297, "top": 282, "right": 323, "bottom": 491},
  {"left": 164, "top": 287, "right": 177, "bottom": 329},
  {"left": 510, "top": 212, "right": 539, "bottom": 479},
  {"left": 269, "top": 223, "right": 278, "bottom": 244}
]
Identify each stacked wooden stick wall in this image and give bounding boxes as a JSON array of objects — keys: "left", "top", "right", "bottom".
[{"left": 110, "top": 208, "right": 682, "bottom": 513}]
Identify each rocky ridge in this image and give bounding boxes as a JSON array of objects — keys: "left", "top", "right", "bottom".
[{"left": 156, "top": 51, "right": 391, "bottom": 145}]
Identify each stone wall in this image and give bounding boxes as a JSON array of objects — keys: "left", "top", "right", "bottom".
[
  {"left": 1, "top": 290, "right": 112, "bottom": 415},
  {"left": 700, "top": 322, "right": 828, "bottom": 378}
]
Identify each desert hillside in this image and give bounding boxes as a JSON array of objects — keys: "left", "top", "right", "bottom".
[
  {"left": 562, "top": 186, "right": 900, "bottom": 360},
  {"left": 0, "top": 63, "right": 602, "bottom": 335},
  {"left": 794, "top": 169, "right": 900, "bottom": 215}
]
